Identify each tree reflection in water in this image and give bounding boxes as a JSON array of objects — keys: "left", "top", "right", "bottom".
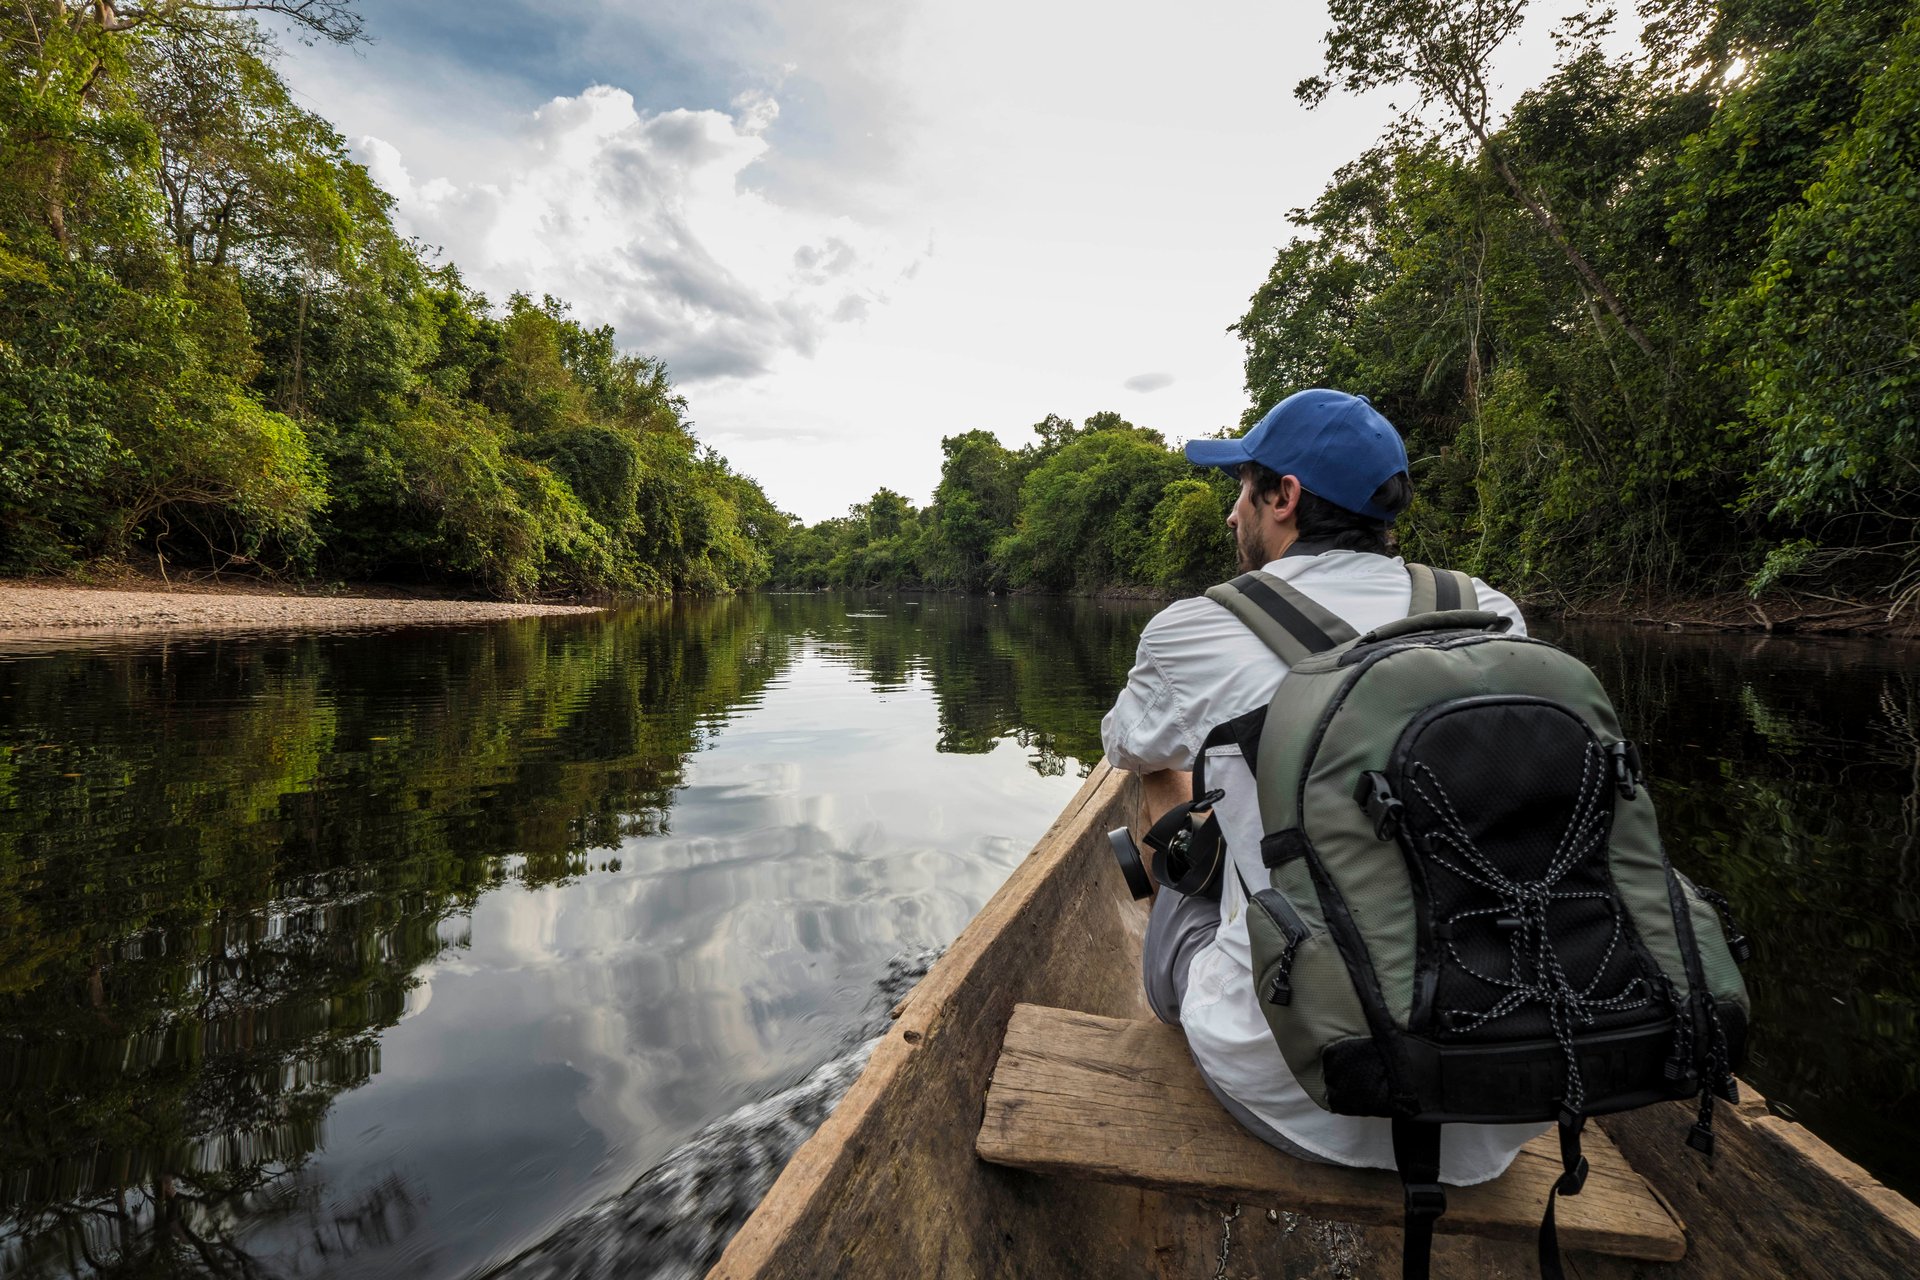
[{"left": 0, "top": 602, "right": 790, "bottom": 1277}]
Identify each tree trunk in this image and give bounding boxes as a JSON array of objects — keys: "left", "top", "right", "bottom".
[
  {"left": 47, "top": 148, "right": 71, "bottom": 251},
  {"left": 1477, "top": 131, "right": 1658, "bottom": 359},
  {"left": 288, "top": 288, "right": 308, "bottom": 412},
  {"left": 1464, "top": 224, "right": 1487, "bottom": 412},
  {"left": 1583, "top": 289, "right": 1639, "bottom": 421},
  {"left": 211, "top": 195, "right": 235, "bottom": 268},
  {"left": 41, "top": 50, "right": 109, "bottom": 256}
]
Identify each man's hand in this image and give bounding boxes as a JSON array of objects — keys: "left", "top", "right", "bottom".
[{"left": 1136, "top": 769, "right": 1192, "bottom": 885}]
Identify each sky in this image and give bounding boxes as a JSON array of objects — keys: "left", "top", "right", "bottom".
[{"left": 274, "top": 0, "right": 1609, "bottom": 523}]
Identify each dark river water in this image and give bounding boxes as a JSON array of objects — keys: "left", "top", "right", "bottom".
[{"left": 0, "top": 594, "right": 1915, "bottom": 1277}]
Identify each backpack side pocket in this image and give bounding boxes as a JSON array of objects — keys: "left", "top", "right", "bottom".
[
  {"left": 1675, "top": 872, "right": 1751, "bottom": 1021},
  {"left": 1246, "top": 877, "right": 1372, "bottom": 1111}
]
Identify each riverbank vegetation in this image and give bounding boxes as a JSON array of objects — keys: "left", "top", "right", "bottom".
[
  {"left": 2, "top": 2, "right": 783, "bottom": 598},
  {"left": 12, "top": 0, "right": 1919, "bottom": 611},
  {"left": 778, "top": 0, "right": 1920, "bottom": 614},
  {"left": 773, "top": 416, "right": 1237, "bottom": 595}
]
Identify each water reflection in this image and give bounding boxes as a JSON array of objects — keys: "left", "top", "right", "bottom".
[
  {"left": 0, "top": 595, "right": 1143, "bottom": 1278},
  {"left": 0, "top": 604, "right": 782, "bottom": 1275},
  {"left": 786, "top": 592, "right": 1147, "bottom": 773},
  {"left": 1, "top": 601, "right": 1915, "bottom": 1279}
]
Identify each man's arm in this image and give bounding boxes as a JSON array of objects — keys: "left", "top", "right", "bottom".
[
  {"left": 1103, "top": 613, "right": 1205, "bottom": 887},
  {"left": 1101, "top": 610, "right": 1199, "bottom": 777},
  {"left": 1138, "top": 768, "right": 1192, "bottom": 833}
]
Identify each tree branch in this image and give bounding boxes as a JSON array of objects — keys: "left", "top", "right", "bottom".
[{"left": 89, "top": 0, "right": 364, "bottom": 43}]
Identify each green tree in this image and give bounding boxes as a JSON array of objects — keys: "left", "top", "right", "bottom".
[
  {"left": 927, "top": 430, "right": 1020, "bottom": 591},
  {"left": 1736, "top": 8, "right": 1920, "bottom": 577},
  {"left": 1298, "top": 0, "right": 1657, "bottom": 356},
  {"left": 1000, "top": 426, "right": 1186, "bottom": 592},
  {"left": 1149, "top": 477, "right": 1234, "bottom": 590},
  {"left": 0, "top": 2, "right": 784, "bottom": 596}
]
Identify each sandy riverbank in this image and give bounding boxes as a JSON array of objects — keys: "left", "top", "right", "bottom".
[{"left": 0, "top": 579, "right": 604, "bottom": 639}]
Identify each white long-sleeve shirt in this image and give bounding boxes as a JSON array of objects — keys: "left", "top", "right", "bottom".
[{"left": 1101, "top": 549, "right": 1549, "bottom": 1184}]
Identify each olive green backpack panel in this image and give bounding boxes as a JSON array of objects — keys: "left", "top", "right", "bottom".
[
  {"left": 1252, "top": 659, "right": 1352, "bottom": 835},
  {"left": 1244, "top": 870, "right": 1368, "bottom": 1109},
  {"left": 1610, "top": 794, "right": 1694, "bottom": 1002},
  {"left": 1678, "top": 875, "right": 1752, "bottom": 1017},
  {"left": 1297, "top": 715, "right": 1418, "bottom": 1027}
]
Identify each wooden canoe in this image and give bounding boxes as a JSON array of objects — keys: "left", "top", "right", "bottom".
[{"left": 711, "top": 762, "right": 1920, "bottom": 1278}]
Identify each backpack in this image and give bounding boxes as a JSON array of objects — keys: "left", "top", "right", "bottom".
[{"left": 1199, "top": 563, "right": 1751, "bottom": 1280}]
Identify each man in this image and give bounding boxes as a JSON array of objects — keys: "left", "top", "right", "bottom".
[{"left": 1100, "top": 388, "right": 1544, "bottom": 1184}]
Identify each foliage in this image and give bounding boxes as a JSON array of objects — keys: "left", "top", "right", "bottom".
[
  {"left": 1150, "top": 477, "right": 1236, "bottom": 591},
  {"left": 773, "top": 415, "right": 1239, "bottom": 594},
  {"left": 0, "top": 3, "right": 783, "bottom": 596},
  {"left": 925, "top": 430, "right": 1021, "bottom": 592},
  {"left": 1230, "top": 0, "right": 1920, "bottom": 603},
  {"left": 997, "top": 423, "right": 1188, "bottom": 592},
  {"left": 779, "top": 0, "right": 1920, "bottom": 607},
  {"left": 1736, "top": 9, "right": 1920, "bottom": 525}
]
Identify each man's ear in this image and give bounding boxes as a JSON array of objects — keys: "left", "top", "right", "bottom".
[{"left": 1270, "top": 474, "right": 1304, "bottom": 524}]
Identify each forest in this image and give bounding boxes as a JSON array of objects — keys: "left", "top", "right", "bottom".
[
  {"left": 7, "top": 0, "right": 1919, "bottom": 607},
  {"left": 778, "top": 0, "right": 1920, "bottom": 610},
  {"left": 2, "top": 1, "right": 784, "bottom": 598}
]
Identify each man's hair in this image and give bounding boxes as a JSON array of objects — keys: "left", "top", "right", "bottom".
[{"left": 1241, "top": 462, "right": 1412, "bottom": 555}]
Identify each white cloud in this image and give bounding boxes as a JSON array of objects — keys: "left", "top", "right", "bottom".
[
  {"left": 353, "top": 85, "right": 917, "bottom": 381},
  {"left": 281, "top": 0, "right": 1617, "bottom": 522}
]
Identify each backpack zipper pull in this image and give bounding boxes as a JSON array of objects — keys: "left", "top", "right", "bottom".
[
  {"left": 1264, "top": 937, "right": 1303, "bottom": 1006},
  {"left": 1697, "top": 885, "right": 1753, "bottom": 965},
  {"left": 1608, "top": 740, "right": 1642, "bottom": 799},
  {"left": 1351, "top": 771, "right": 1404, "bottom": 841}
]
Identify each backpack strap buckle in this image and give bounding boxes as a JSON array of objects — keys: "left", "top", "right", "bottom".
[
  {"left": 1353, "top": 771, "right": 1404, "bottom": 841},
  {"left": 1540, "top": 1114, "right": 1589, "bottom": 1280},
  {"left": 1403, "top": 1182, "right": 1447, "bottom": 1221},
  {"left": 1608, "top": 740, "right": 1642, "bottom": 800},
  {"left": 1557, "top": 1156, "right": 1591, "bottom": 1197}
]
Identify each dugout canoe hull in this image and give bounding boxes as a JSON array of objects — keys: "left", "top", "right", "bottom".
[{"left": 710, "top": 761, "right": 1920, "bottom": 1279}]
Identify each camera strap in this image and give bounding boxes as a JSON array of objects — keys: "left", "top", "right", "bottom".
[{"left": 1146, "top": 788, "right": 1226, "bottom": 898}]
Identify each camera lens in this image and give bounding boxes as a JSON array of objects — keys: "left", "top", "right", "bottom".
[{"left": 1107, "top": 828, "right": 1152, "bottom": 900}]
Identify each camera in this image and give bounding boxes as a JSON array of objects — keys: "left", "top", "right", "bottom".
[{"left": 1108, "top": 787, "right": 1227, "bottom": 901}]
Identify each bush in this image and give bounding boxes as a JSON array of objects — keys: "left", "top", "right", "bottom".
[{"left": 1150, "top": 477, "right": 1233, "bottom": 590}]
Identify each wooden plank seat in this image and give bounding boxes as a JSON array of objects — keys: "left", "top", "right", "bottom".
[{"left": 977, "top": 1004, "right": 1688, "bottom": 1264}]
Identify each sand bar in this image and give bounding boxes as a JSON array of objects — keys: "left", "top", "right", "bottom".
[{"left": 0, "top": 581, "right": 603, "bottom": 641}]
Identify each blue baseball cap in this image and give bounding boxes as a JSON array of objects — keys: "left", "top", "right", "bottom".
[{"left": 1184, "top": 389, "right": 1410, "bottom": 521}]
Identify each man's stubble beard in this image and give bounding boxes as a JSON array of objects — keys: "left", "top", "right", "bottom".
[{"left": 1236, "top": 522, "right": 1271, "bottom": 573}]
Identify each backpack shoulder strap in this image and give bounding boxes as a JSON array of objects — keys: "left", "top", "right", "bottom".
[
  {"left": 1205, "top": 571, "right": 1358, "bottom": 666},
  {"left": 1405, "top": 562, "right": 1480, "bottom": 616}
]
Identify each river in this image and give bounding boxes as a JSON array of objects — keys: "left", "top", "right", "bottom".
[{"left": 1, "top": 594, "right": 1914, "bottom": 1277}]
